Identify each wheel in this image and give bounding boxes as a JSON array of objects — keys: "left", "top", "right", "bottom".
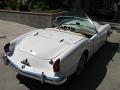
[{"left": 76, "top": 53, "right": 86, "bottom": 74}]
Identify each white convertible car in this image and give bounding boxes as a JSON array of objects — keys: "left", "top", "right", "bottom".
[{"left": 3, "top": 15, "right": 111, "bottom": 85}]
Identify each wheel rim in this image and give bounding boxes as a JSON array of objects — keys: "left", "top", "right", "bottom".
[{"left": 76, "top": 54, "right": 86, "bottom": 74}]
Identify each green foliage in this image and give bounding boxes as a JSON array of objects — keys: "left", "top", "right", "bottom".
[
  {"left": 32, "top": 1, "right": 49, "bottom": 11},
  {"left": 0, "top": 2, "right": 4, "bottom": 9},
  {"left": 7, "top": 0, "right": 17, "bottom": 10},
  {"left": 42, "top": 0, "right": 65, "bottom": 9},
  {"left": 17, "top": 0, "right": 22, "bottom": 9},
  {"left": 19, "top": 4, "right": 29, "bottom": 11},
  {"left": 0, "top": 0, "right": 65, "bottom": 13},
  {"left": 0, "top": 0, "right": 7, "bottom": 9}
]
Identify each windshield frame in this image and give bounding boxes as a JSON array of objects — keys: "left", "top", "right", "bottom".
[{"left": 53, "top": 16, "right": 98, "bottom": 34}]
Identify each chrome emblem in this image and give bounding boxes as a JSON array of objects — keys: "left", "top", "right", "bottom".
[{"left": 21, "top": 59, "right": 31, "bottom": 69}]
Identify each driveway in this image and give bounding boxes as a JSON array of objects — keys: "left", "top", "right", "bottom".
[{"left": 0, "top": 20, "right": 120, "bottom": 90}]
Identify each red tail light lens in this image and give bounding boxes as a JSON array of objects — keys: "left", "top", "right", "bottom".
[
  {"left": 53, "top": 59, "right": 60, "bottom": 72},
  {"left": 4, "top": 43, "right": 10, "bottom": 53}
]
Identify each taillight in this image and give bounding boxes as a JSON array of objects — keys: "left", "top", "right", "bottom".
[
  {"left": 4, "top": 43, "right": 10, "bottom": 53},
  {"left": 53, "top": 59, "right": 60, "bottom": 72}
]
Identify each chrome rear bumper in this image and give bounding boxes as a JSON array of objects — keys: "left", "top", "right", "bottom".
[{"left": 3, "top": 55, "right": 67, "bottom": 85}]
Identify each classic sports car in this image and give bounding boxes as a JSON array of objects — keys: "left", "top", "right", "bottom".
[{"left": 3, "top": 15, "right": 111, "bottom": 85}]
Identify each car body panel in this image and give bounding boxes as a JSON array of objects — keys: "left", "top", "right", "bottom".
[{"left": 18, "top": 29, "right": 86, "bottom": 60}]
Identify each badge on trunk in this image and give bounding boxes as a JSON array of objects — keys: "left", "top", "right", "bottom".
[{"left": 21, "top": 59, "right": 31, "bottom": 69}]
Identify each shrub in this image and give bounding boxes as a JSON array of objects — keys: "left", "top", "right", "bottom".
[
  {"left": 19, "top": 4, "right": 29, "bottom": 11},
  {"left": 0, "top": 0, "right": 7, "bottom": 9},
  {"left": 0, "top": 0, "right": 66, "bottom": 12},
  {"left": 7, "top": 0, "right": 17, "bottom": 10},
  {"left": 47, "top": 0, "right": 64, "bottom": 9}
]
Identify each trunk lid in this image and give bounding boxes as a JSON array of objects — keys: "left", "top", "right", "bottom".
[{"left": 18, "top": 29, "right": 85, "bottom": 59}]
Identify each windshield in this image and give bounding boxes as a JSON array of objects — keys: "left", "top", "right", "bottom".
[{"left": 53, "top": 16, "right": 97, "bottom": 37}]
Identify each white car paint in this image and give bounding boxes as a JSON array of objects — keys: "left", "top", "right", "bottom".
[
  {"left": 3, "top": 16, "right": 111, "bottom": 85},
  {"left": 18, "top": 29, "right": 86, "bottom": 59}
]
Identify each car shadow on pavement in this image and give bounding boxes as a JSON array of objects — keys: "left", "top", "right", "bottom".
[{"left": 16, "top": 41, "right": 119, "bottom": 90}]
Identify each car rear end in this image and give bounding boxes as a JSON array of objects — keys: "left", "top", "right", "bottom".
[
  {"left": 3, "top": 43, "right": 67, "bottom": 85},
  {"left": 3, "top": 28, "right": 86, "bottom": 85}
]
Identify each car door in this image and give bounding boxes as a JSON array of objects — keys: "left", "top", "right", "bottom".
[
  {"left": 89, "top": 23, "right": 109, "bottom": 54},
  {"left": 89, "top": 33, "right": 102, "bottom": 54},
  {"left": 98, "top": 24, "right": 110, "bottom": 45}
]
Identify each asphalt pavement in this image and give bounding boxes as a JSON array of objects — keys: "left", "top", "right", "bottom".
[{"left": 0, "top": 20, "right": 120, "bottom": 90}]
